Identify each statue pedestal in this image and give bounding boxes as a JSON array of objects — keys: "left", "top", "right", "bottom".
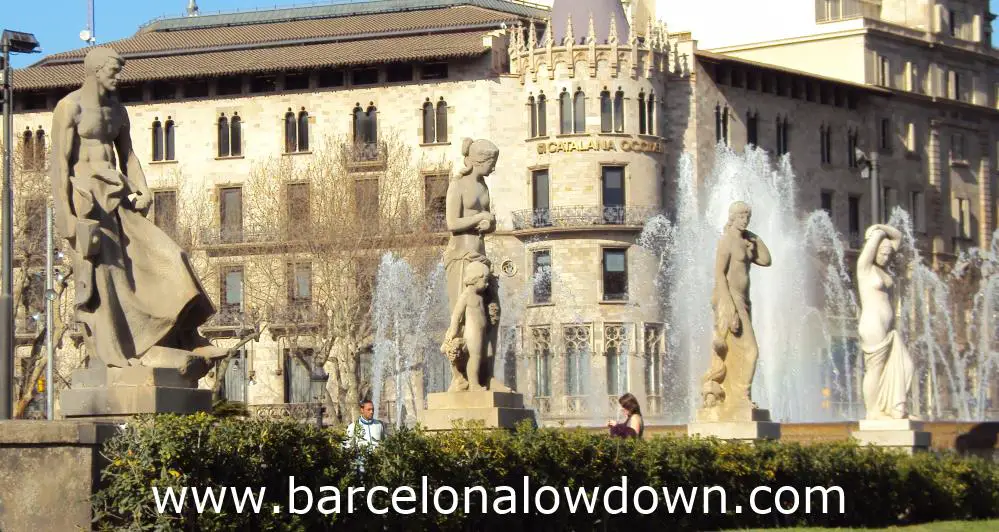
[
  {"left": 61, "top": 364, "right": 211, "bottom": 420},
  {"left": 419, "top": 391, "right": 535, "bottom": 430},
  {"left": 688, "top": 407, "right": 781, "bottom": 441},
  {"left": 852, "top": 419, "right": 931, "bottom": 454}
]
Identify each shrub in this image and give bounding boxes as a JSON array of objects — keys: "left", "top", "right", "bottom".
[{"left": 93, "top": 415, "right": 999, "bottom": 531}]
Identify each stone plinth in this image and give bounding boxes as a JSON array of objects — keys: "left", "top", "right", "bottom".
[
  {"left": 61, "top": 365, "right": 211, "bottom": 420},
  {"left": 419, "top": 391, "right": 535, "bottom": 430},
  {"left": 0, "top": 421, "right": 119, "bottom": 531},
  {"left": 852, "top": 419, "right": 931, "bottom": 454},
  {"left": 688, "top": 407, "right": 781, "bottom": 441}
]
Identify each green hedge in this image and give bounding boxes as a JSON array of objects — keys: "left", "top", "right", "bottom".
[{"left": 93, "top": 414, "right": 999, "bottom": 531}]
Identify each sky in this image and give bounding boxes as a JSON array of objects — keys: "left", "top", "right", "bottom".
[{"left": 5, "top": 0, "right": 999, "bottom": 68}]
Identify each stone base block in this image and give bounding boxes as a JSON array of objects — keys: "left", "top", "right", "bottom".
[
  {"left": 687, "top": 421, "right": 782, "bottom": 441},
  {"left": 852, "top": 419, "right": 931, "bottom": 454},
  {"left": 71, "top": 365, "right": 194, "bottom": 389},
  {"left": 61, "top": 385, "right": 211, "bottom": 419},
  {"left": 0, "top": 421, "right": 118, "bottom": 531},
  {"left": 696, "top": 405, "right": 772, "bottom": 423},
  {"left": 420, "top": 392, "right": 534, "bottom": 430}
]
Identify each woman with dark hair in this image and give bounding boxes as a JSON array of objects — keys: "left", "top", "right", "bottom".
[{"left": 607, "top": 393, "right": 645, "bottom": 439}]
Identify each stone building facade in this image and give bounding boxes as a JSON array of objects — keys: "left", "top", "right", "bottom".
[{"left": 5, "top": 0, "right": 996, "bottom": 423}]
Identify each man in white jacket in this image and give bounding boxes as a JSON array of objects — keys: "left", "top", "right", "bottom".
[{"left": 344, "top": 399, "right": 385, "bottom": 449}]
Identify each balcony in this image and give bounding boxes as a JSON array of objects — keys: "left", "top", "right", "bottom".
[
  {"left": 511, "top": 205, "right": 660, "bottom": 231},
  {"left": 347, "top": 141, "right": 385, "bottom": 172},
  {"left": 815, "top": 0, "right": 881, "bottom": 24},
  {"left": 199, "top": 228, "right": 280, "bottom": 247},
  {"left": 201, "top": 308, "right": 256, "bottom": 337}
]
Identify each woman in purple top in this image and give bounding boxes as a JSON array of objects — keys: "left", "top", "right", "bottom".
[{"left": 607, "top": 393, "right": 645, "bottom": 439}]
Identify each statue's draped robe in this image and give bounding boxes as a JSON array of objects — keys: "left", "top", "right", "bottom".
[
  {"left": 862, "top": 330, "right": 913, "bottom": 419},
  {"left": 55, "top": 119, "right": 214, "bottom": 367}
]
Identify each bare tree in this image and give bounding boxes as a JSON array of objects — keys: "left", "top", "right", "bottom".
[{"left": 237, "top": 133, "right": 446, "bottom": 423}]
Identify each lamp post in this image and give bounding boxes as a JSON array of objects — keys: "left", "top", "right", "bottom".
[
  {"left": 855, "top": 147, "right": 881, "bottom": 226},
  {"left": 1, "top": 29, "right": 41, "bottom": 420}
]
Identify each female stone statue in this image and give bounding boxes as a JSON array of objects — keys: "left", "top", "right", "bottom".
[
  {"left": 857, "top": 223, "right": 913, "bottom": 420},
  {"left": 50, "top": 48, "right": 222, "bottom": 374},
  {"left": 441, "top": 138, "right": 502, "bottom": 392},
  {"left": 701, "top": 201, "right": 771, "bottom": 414}
]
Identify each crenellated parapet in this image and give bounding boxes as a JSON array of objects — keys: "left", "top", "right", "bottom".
[{"left": 507, "top": 12, "right": 682, "bottom": 83}]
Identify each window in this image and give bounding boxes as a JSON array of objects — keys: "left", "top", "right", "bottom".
[
  {"left": 32, "top": 128, "right": 45, "bottom": 169},
  {"left": 285, "top": 108, "right": 309, "bottom": 153},
  {"left": 165, "top": 119, "right": 175, "bottom": 161},
  {"left": 746, "top": 111, "right": 759, "bottom": 146},
  {"left": 531, "top": 169, "right": 551, "bottom": 227},
  {"left": 352, "top": 68, "right": 379, "bottom": 85},
  {"left": 23, "top": 197, "right": 45, "bottom": 247},
  {"left": 951, "top": 133, "right": 965, "bottom": 161},
  {"left": 638, "top": 91, "right": 648, "bottom": 134},
  {"left": 424, "top": 174, "right": 448, "bottom": 231},
  {"left": 220, "top": 266, "right": 244, "bottom": 312},
  {"left": 20, "top": 128, "right": 33, "bottom": 169},
  {"left": 879, "top": 118, "right": 892, "bottom": 153},
  {"left": 820, "top": 125, "right": 832, "bottom": 164},
  {"left": 151, "top": 82, "right": 175, "bottom": 101},
  {"left": 573, "top": 88, "right": 586, "bottom": 133},
  {"left": 601, "top": 166, "right": 625, "bottom": 224},
  {"left": 847, "top": 129, "right": 859, "bottom": 168},
  {"left": 532, "top": 250, "right": 552, "bottom": 304},
  {"left": 532, "top": 327, "right": 552, "bottom": 398},
  {"left": 949, "top": 9, "right": 957, "bottom": 37},
  {"left": 219, "top": 186, "right": 243, "bottom": 243},
  {"left": 882, "top": 186, "right": 897, "bottom": 223},
  {"left": 422, "top": 98, "right": 447, "bottom": 143},
  {"left": 904, "top": 62, "right": 914, "bottom": 91},
  {"left": 185, "top": 80, "right": 209, "bottom": 98},
  {"left": 528, "top": 96, "right": 538, "bottom": 138},
  {"left": 600, "top": 90, "right": 613, "bottom": 133},
  {"left": 152, "top": 119, "right": 164, "bottom": 161},
  {"left": 821, "top": 190, "right": 833, "bottom": 215},
  {"left": 602, "top": 248, "right": 628, "bottom": 301},
  {"left": 250, "top": 75, "right": 277, "bottom": 94},
  {"left": 563, "top": 325, "right": 590, "bottom": 397},
  {"left": 848, "top": 195, "right": 861, "bottom": 240},
  {"left": 285, "top": 72, "right": 309, "bottom": 91},
  {"left": 715, "top": 104, "right": 728, "bottom": 144},
  {"left": 318, "top": 70, "right": 345, "bottom": 88},
  {"left": 283, "top": 348, "right": 325, "bottom": 404},
  {"left": 559, "top": 89, "right": 572, "bottom": 134},
  {"left": 776, "top": 115, "right": 790, "bottom": 156},
  {"left": 287, "top": 262, "right": 312, "bottom": 305},
  {"left": 905, "top": 122, "right": 917, "bottom": 153},
  {"left": 435, "top": 99, "right": 448, "bottom": 143},
  {"left": 421, "top": 63, "right": 448, "bottom": 80},
  {"left": 956, "top": 197, "right": 971, "bottom": 238},
  {"left": 353, "top": 104, "right": 379, "bottom": 160},
  {"left": 528, "top": 93, "right": 549, "bottom": 138},
  {"left": 386, "top": 63, "right": 413, "bottom": 83},
  {"left": 217, "top": 114, "right": 230, "bottom": 157},
  {"left": 153, "top": 190, "right": 178, "bottom": 239},
  {"left": 646, "top": 91, "right": 656, "bottom": 135},
  {"left": 230, "top": 114, "right": 242, "bottom": 156},
  {"left": 878, "top": 55, "right": 891, "bottom": 87},
  {"left": 354, "top": 178, "right": 380, "bottom": 230},
  {"left": 605, "top": 324, "right": 628, "bottom": 396},
  {"left": 948, "top": 70, "right": 960, "bottom": 99},
  {"left": 286, "top": 182, "right": 310, "bottom": 232},
  {"left": 910, "top": 191, "right": 925, "bottom": 233}
]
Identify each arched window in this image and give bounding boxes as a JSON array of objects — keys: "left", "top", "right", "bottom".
[
  {"left": 353, "top": 103, "right": 378, "bottom": 158},
  {"left": 647, "top": 91, "right": 656, "bottom": 136},
  {"left": 600, "top": 90, "right": 612, "bottom": 133},
  {"left": 573, "top": 88, "right": 585, "bottom": 133},
  {"left": 422, "top": 99, "right": 436, "bottom": 144},
  {"left": 559, "top": 89, "right": 572, "bottom": 134},
  {"left": 33, "top": 128, "right": 46, "bottom": 169},
  {"left": 638, "top": 91, "right": 647, "bottom": 134},
  {"left": 152, "top": 118, "right": 164, "bottom": 162},
  {"left": 365, "top": 105, "right": 378, "bottom": 144},
  {"left": 435, "top": 98, "right": 448, "bottom": 143},
  {"left": 537, "top": 92, "right": 547, "bottom": 136},
  {"left": 528, "top": 95, "right": 537, "bottom": 138},
  {"left": 164, "top": 118, "right": 175, "bottom": 161},
  {"left": 217, "top": 114, "right": 230, "bottom": 157},
  {"left": 613, "top": 89, "right": 624, "bottom": 133},
  {"left": 297, "top": 109, "right": 309, "bottom": 151},
  {"left": 230, "top": 113, "right": 242, "bottom": 156},
  {"left": 21, "top": 128, "right": 33, "bottom": 169},
  {"left": 285, "top": 109, "right": 297, "bottom": 153}
]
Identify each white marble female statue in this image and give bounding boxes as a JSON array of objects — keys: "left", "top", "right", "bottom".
[
  {"left": 857, "top": 223, "right": 914, "bottom": 420},
  {"left": 440, "top": 138, "right": 504, "bottom": 392}
]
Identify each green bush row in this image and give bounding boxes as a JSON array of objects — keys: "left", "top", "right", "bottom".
[{"left": 93, "top": 414, "right": 999, "bottom": 531}]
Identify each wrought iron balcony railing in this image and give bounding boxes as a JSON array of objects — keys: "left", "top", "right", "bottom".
[
  {"left": 199, "top": 228, "right": 282, "bottom": 247},
  {"left": 203, "top": 308, "right": 253, "bottom": 330},
  {"left": 270, "top": 303, "right": 321, "bottom": 326},
  {"left": 511, "top": 205, "right": 660, "bottom": 231}
]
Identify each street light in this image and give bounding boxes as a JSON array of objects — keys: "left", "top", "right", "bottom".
[
  {"left": 1, "top": 29, "right": 41, "bottom": 420},
  {"left": 855, "top": 147, "right": 881, "bottom": 226}
]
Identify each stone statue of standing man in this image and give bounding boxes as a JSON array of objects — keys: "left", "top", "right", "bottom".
[
  {"left": 700, "top": 201, "right": 772, "bottom": 419},
  {"left": 50, "top": 48, "right": 225, "bottom": 384},
  {"left": 857, "top": 223, "right": 914, "bottom": 419}
]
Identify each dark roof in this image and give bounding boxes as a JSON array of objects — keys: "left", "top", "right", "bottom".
[
  {"left": 15, "top": 31, "right": 491, "bottom": 90},
  {"left": 140, "top": 0, "right": 548, "bottom": 33},
  {"left": 15, "top": 2, "right": 537, "bottom": 91}
]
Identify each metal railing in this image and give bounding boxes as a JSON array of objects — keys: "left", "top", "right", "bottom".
[
  {"left": 815, "top": 0, "right": 881, "bottom": 23},
  {"left": 199, "top": 228, "right": 283, "bottom": 247},
  {"left": 203, "top": 308, "right": 252, "bottom": 329},
  {"left": 511, "top": 205, "right": 660, "bottom": 231},
  {"left": 270, "top": 303, "right": 322, "bottom": 326}
]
